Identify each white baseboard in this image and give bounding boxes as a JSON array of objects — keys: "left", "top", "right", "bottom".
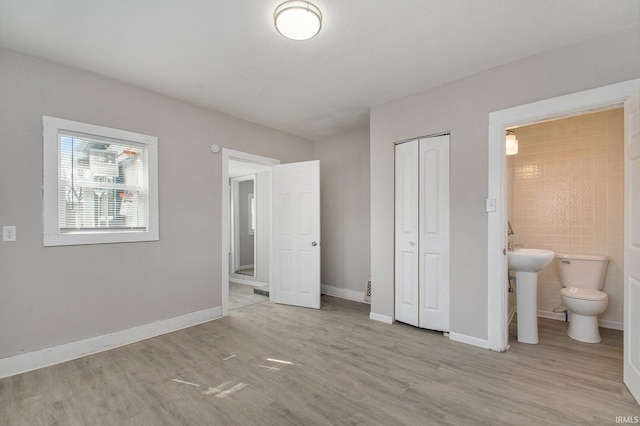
[
  {"left": 321, "top": 285, "right": 367, "bottom": 304},
  {"left": 448, "top": 332, "right": 490, "bottom": 349},
  {"left": 537, "top": 309, "right": 622, "bottom": 330},
  {"left": 599, "top": 318, "right": 623, "bottom": 331},
  {"left": 538, "top": 310, "right": 566, "bottom": 321},
  {"left": 0, "top": 306, "right": 222, "bottom": 379},
  {"left": 369, "top": 312, "right": 393, "bottom": 324}
]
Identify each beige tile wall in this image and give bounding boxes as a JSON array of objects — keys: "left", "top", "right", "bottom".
[{"left": 508, "top": 108, "right": 624, "bottom": 325}]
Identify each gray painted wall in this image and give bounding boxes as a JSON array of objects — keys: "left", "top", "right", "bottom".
[
  {"left": 314, "top": 127, "right": 371, "bottom": 296},
  {"left": 370, "top": 26, "right": 640, "bottom": 340},
  {"left": 0, "top": 48, "right": 312, "bottom": 358}
]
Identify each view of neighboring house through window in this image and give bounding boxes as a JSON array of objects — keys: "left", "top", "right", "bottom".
[
  {"left": 60, "top": 133, "right": 146, "bottom": 232},
  {"left": 43, "top": 116, "right": 159, "bottom": 246}
]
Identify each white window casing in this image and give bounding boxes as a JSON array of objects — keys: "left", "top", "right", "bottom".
[{"left": 43, "top": 116, "right": 159, "bottom": 246}]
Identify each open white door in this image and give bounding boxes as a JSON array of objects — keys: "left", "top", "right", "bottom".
[
  {"left": 624, "top": 89, "right": 640, "bottom": 404},
  {"left": 272, "top": 160, "right": 321, "bottom": 309}
]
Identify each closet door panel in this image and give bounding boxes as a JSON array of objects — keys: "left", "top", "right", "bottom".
[
  {"left": 419, "top": 135, "right": 450, "bottom": 331},
  {"left": 394, "top": 140, "right": 419, "bottom": 327},
  {"left": 422, "top": 253, "right": 440, "bottom": 310}
]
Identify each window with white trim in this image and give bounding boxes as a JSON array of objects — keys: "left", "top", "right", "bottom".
[{"left": 43, "top": 116, "right": 159, "bottom": 246}]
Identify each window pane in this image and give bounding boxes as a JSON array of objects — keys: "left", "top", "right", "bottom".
[{"left": 58, "top": 132, "right": 148, "bottom": 233}]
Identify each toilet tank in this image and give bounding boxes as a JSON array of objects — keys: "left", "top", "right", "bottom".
[{"left": 555, "top": 253, "right": 609, "bottom": 289}]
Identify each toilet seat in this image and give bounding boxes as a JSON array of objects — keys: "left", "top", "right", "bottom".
[{"left": 561, "top": 287, "right": 607, "bottom": 301}]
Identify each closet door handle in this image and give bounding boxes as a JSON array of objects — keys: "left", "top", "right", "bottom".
[
  {"left": 409, "top": 241, "right": 415, "bottom": 246},
  {"left": 311, "top": 241, "right": 318, "bottom": 246}
]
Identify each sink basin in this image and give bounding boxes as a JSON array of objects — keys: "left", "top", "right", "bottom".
[{"left": 508, "top": 248, "right": 555, "bottom": 272}]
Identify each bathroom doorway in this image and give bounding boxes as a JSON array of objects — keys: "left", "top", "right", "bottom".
[
  {"left": 487, "top": 79, "right": 640, "bottom": 403},
  {"left": 505, "top": 108, "right": 624, "bottom": 333},
  {"left": 487, "top": 79, "right": 640, "bottom": 352}
]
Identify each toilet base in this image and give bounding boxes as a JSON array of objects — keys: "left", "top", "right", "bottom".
[{"left": 567, "top": 312, "right": 601, "bottom": 343}]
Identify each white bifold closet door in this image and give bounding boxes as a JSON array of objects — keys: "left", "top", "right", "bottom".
[{"left": 395, "top": 135, "right": 450, "bottom": 331}]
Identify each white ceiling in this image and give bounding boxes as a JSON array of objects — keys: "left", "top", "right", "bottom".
[{"left": 1, "top": 1, "right": 638, "bottom": 141}]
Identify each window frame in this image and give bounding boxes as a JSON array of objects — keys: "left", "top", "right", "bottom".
[{"left": 43, "top": 116, "right": 159, "bottom": 246}]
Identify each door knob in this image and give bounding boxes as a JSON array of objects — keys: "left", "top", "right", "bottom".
[
  {"left": 312, "top": 241, "right": 318, "bottom": 246},
  {"left": 409, "top": 241, "right": 415, "bottom": 246}
]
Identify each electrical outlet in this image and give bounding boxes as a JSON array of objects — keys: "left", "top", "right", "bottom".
[{"left": 3, "top": 226, "right": 16, "bottom": 242}]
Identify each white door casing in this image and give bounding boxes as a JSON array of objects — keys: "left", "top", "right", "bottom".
[
  {"left": 394, "top": 135, "right": 450, "bottom": 331},
  {"left": 419, "top": 135, "right": 450, "bottom": 331},
  {"left": 487, "top": 79, "right": 640, "bottom": 352},
  {"left": 395, "top": 139, "right": 420, "bottom": 326},
  {"left": 272, "top": 160, "right": 321, "bottom": 309},
  {"left": 624, "top": 88, "right": 640, "bottom": 404}
]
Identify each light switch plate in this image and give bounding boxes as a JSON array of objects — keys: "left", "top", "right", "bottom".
[
  {"left": 3, "top": 226, "right": 16, "bottom": 241},
  {"left": 486, "top": 198, "right": 496, "bottom": 212}
]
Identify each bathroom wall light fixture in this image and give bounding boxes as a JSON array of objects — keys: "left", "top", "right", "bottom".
[
  {"left": 274, "top": 1, "right": 322, "bottom": 41},
  {"left": 506, "top": 129, "right": 518, "bottom": 155}
]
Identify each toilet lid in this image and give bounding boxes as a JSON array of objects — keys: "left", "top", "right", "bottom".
[{"left": 561, "top": 287, "right": 608, "bottom": 301}]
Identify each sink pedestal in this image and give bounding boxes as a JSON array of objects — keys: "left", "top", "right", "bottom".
[
  {"left": 508, "top": 248, "right": 555, "bottom": 345},
  {"left": 515, "top": 271, "right": 539, "bottom": 344}
]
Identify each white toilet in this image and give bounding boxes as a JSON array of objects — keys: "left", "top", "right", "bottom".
[{"left": 555, "top": 253, "right": 609, "bottom": 343}]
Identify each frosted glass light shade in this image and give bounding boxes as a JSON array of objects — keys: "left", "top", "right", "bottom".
[
  {"left": 506, "top": 132, "right": 519, "bottom": 155},
  {"left": 275, "top": 1, "right": 322, "bottom": 41}
]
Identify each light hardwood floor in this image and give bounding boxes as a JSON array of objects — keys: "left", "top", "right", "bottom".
[{"left": 1, "top": 296, "right": 639, "bottom": 425}]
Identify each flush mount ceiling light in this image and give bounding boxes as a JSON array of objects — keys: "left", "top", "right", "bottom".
[
  {"left": 506, "top": 129, "right": 519, "bottom": 155},
  {"left": 274, "top": 1, "right": 322, "bottom": 41}
]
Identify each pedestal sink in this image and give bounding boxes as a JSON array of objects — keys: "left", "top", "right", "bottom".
[{"left": 508, "top": 248, "right": 555, "bottom": 344}]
